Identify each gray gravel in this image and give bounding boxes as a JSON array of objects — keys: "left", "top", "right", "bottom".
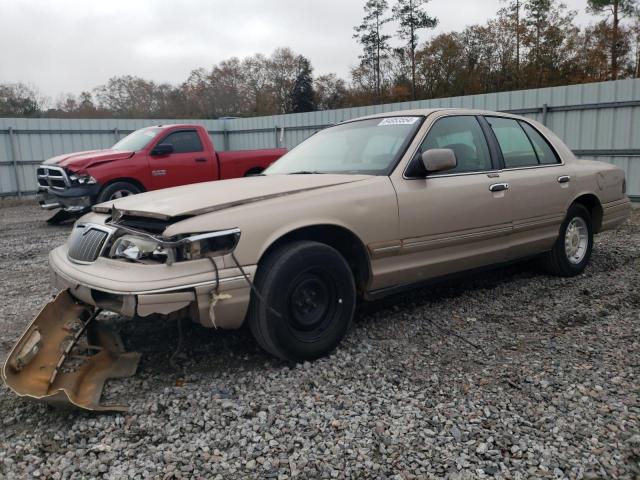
[{"left": 0, "top": 202, "right": 639, "bottom": 479}]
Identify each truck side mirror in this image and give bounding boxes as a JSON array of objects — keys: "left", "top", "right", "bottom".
[{"left": 151, "top": 144, "right": 174, "bottom": 156}]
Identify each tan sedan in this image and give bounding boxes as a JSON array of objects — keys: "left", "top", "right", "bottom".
[{"left": 3, "top": 109, "right": 631, "bottom": 410}]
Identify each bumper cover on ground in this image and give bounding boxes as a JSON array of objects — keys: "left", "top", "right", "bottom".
[{"left": 2, "top": 290, "right": 140, "bottom": 412}]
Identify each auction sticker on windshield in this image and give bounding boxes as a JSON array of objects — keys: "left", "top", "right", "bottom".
[{"left": 378, "top": 117, "right": 420, "bottom": 126}]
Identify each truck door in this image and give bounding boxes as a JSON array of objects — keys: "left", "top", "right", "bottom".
[{"left": 148, "top": 129, "right": 213, "bottom": 190}]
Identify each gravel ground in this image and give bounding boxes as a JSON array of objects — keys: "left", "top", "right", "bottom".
[{"left": 0, "top": 202, "right": 638, "bottom": 479}]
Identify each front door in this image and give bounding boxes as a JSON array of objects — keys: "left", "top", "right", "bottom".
[
  {"left": 149, "top": 129, "right": 213, "bottom": 190},
  {"left": 388, "top": 115, "right": 513, "bottom": 287}
]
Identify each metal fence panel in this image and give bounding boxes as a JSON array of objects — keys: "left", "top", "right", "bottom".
[{"left": 1, "top": 79, "right": 639, "bottom": 198}]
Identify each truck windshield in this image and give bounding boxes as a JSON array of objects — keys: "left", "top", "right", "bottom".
[
  {"left": 265, "top": 117, "right": 423, "bottom": 176},
  {"left": 112, "top": 127, "right": 162, "bottom": 152}
]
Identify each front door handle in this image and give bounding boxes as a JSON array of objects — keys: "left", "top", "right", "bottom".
[
  {"left": 557, "top": 175, "right": 571, "bottom": 184},
  {"left": 489, "top": 183, "right": 510, "bottom": 192},
  {"left": 195, "top": 157, "right": 207, "bottom": 163}
]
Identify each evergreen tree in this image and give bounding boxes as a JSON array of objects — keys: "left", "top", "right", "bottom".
[
  {"left": 587, "top": 0, "right": 638, "bottom": 78},
  {"left": 353, "top": 0, "right": 392, "bottom": 100},
  {"left": 290, "top": 56, "right": 315, "bottom": 113},
  {"left": 392, "top": 0, "right": 437, "bottom": 100}
]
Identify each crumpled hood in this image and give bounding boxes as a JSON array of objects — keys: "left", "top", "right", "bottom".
[
  {"left": 94, "top": 174, "right": 372, "bottom": 220},
  {"left": 43, "top": 149, "right": 134, "bottom": 171}
]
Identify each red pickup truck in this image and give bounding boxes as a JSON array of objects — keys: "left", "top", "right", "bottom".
[{"left": 37, "top": 124, "right": 286, "bottom": 221}]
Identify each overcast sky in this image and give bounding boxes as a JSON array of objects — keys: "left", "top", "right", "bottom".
[{"left": 0, "top": 0, "right": 594, "bottom": 100}]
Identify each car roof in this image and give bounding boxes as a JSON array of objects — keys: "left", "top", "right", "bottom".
[{"left": 347, "top": 108, "right": 523, "bottom": 123}]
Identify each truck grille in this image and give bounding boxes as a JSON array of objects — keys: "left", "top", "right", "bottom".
[
  {"left": 37, "top": 165, "right": 70, "bottom": 190},
  {"left": 67, "top": 225, "right": 111, "bottom": 263}
]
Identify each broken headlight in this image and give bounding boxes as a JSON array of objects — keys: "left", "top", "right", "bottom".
[
  {"left": 107, "top": 228, "right": 240, "bottom": 264},
  {"left": 175, "top": 229, "right": 241, "bottom": 261},
  {"left": 69, "top": 173, "right": 97, "bottom": 185},
  {"left": 109, "top": 235, "right": 169, "bottom": 262}
]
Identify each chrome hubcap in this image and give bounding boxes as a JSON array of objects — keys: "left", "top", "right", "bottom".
[
  {"left": 109, "top": 190, "right": 132, "bottom": 200},
  {"left": 564, "top": 217, "right": 588, "bottom": 264}
]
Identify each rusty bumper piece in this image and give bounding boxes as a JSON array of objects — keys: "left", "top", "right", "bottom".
[{"left": 2, "top": 290, "right": 140, "bottom": 412}]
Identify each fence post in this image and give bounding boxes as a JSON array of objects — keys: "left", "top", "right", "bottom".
[
  {"left": 8, "top": 127, "right": 22, "bottom": 198},
  {"left": 274, "top": 126, "right": 280, "bottom": 148},
  {"left": 113, "top": 128, "right": 119, "bottom": 143},
  {"left": 542, "top": 103, "right": 549, "bottom": 125},
  {"left": 223, "top": 119, "right": 230, "bottom": 151}
]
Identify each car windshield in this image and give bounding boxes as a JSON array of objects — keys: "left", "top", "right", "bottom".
[
  {"left": 265, "top": 117, "right": 423, "bottom": 175},
  {"left": 112, "top": 127, "right": 162, "bottom": 152}
]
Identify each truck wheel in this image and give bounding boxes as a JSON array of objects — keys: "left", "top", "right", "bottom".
[
  {"left": 248, "top": 241, "right": 356, "bottom": 362},
  {"left": 542, "top": 203, "right": 593, "bottom": 277},
  {"left": 244, "top": 168, "right": 264, "bottom": 177},
  {"left": 96, "top": 182, "right": 141, "bottom": 203}
]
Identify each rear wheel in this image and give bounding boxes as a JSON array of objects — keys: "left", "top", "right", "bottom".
[
  {"left": 248, "top": 241, "right": 356, "bottom": 362},
  {"left": 542, "top": 203, "right": 593, "bottom": 276},
  {"left": 96, "top": 181, "right": 141, "bottom": 203}
]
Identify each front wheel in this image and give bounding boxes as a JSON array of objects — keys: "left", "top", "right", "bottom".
[
  {"left": 248, "top": 241, "right": 356, "bottom": 362},
  {"left": 96, "top": 181, "right": 141, "bottom": 203},
  {"left": 542, "top": 203, "right": 593, "bottom": 276}
]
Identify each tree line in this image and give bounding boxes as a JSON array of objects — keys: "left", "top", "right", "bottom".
[{"left": 1, "top": 0, "right": 639, "bottom": 119}]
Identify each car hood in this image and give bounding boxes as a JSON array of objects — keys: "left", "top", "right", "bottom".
[
  {"left": 93, "top": 174, "right": 372, "bottom": 220},
  {"left": 43, "top": 149, "right": 134, "bottom": 170}
]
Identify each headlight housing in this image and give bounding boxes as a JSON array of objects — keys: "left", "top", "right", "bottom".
[
  {"left": 109, "top": 235, "right": 169, "bottom": 262},
  {"left": 69, "top": 173, "right": 97, "bottom": 185},
  {"left": 175, "top": 230, "right": 241, "bottom": 261},
  {"left": 108, "top": 228, "right": 240, "bottom": 264}
]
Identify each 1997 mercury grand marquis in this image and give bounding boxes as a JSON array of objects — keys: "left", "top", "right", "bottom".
[{"left": 3, "top": 109, "right": 631, "bottom": 411}]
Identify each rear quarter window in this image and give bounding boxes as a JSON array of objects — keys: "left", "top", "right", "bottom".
[{"left": 519, "top": 122, "right": 561, "bottom": 165}]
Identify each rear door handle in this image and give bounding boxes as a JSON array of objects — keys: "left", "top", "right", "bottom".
[
  {"left": 489, "top": 183, "right": 509, "bottom": 192},
  {"left": 195, "top": 157, "right": 207, "bottom": 163},
  {"left": 557, "top": 175, "right": 571, "bottom": 184}
]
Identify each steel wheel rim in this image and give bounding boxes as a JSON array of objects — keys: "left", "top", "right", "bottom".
[
  {"left": 285, "top": 268, "right": 339, "bottom": 343},
  {"left": 564, "top": 216, "right": 588, "bottom": 265},
  {"left": 109, "top": 190, "right": 133, "bottom": 200}
]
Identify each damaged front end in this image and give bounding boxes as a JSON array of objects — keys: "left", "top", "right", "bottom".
[
  {"left": 2, "top": 291, "right": 140, "bottom": 412},
  {"left": 3, "top": 208, "right": 252, "bottom": 412}
]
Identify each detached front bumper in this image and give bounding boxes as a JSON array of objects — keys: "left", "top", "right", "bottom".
[
  {"left": 49, "top": 245, "right": 255, "bottom": 329},
  {"left": 38, "top": 185, "right": 100, "bottom": 212},
  {"left": 2, "top": 290, "right": 141, "bottom": 412}
]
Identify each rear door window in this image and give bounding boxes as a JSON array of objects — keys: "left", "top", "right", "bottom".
[{"left": 486, "top": 117, "right": 539, "bottom": 168}]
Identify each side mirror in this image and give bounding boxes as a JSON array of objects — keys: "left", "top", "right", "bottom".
[
  {"left": 421, "top": 149, "right": 457, "bottom": 173},
  {"left": 151, "top": 143, "right": 174, "bottom": 156}
]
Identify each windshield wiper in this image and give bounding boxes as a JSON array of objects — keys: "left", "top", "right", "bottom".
[{"left": 286, "top": 171, "right": 325, "bottom": 175}]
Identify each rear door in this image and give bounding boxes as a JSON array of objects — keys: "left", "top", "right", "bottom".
[
  {"left": 148, "top": 129, "right": 213, "bottom": 190},
  {"left": 484, "top": 116, "right": 574, "bottom": 259},
  {"left": 388, "top": 114, "right": 513, "bottom": 286}
]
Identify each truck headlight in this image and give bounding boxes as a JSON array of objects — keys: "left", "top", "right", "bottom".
[{"left": 69, "top": 174, "right": 97, "bottom": 185}]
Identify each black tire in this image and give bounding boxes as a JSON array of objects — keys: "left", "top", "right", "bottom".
[
  {"left": 248, "top": 241, "right": 356, "bottom": 362},
  {"left": 244, "top": 168, "right": 264, "bottom": 177},
  {"left": 96, "top": 181, "right": 141, "bottom": 203},
  {"left": 542, "top": 203, "right": 593, "bottom": 277}
]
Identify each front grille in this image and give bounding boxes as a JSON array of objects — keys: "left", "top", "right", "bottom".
[
  {"left": 37, "top": 165, "right": 70, "bottom": 190},
  {"left": 67, "top": 225, "right": 110, "bottom": 263}
]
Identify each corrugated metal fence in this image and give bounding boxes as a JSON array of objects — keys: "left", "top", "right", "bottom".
[{"left": 1, "top": 78, "right": 639, "bottom": 198}]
